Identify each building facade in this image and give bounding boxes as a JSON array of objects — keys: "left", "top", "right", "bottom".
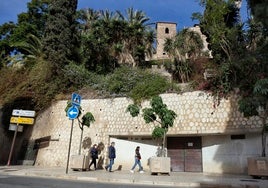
[{"left": 28, "top": 92, "right": 266, "bottom": 174}]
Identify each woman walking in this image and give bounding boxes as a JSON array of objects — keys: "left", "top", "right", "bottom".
[{"left": 130, "top": 146, "right": 144, "bottom": 173}]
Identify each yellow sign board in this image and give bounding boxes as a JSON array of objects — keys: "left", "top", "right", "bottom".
[{"left": 10, "top": 116, "right": 34, "bottom": 125}]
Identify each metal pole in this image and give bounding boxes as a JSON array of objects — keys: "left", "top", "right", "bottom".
[
  {"left": 7, "top": 123, "right": 19, "bottom": 166},
  {"left": 78, "top": 125, "right": 83, "bottom": 155},
  {"left": 66, "top": 119, "right": 74, "bottom": 174}
]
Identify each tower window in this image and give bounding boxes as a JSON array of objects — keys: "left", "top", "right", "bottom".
[{"left": 165, "top": 28, "right": 169, "bottom": 34}]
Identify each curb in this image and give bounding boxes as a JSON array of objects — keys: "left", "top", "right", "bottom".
[{"left": 1, "top": 167, "right": 267, "bottom": 188}]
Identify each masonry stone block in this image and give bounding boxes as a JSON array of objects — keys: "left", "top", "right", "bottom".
[{"left": 27, "top": 92, "right": 264, "bottom": 168}]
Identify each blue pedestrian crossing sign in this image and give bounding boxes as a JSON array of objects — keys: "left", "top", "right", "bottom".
[
  {"left": 71, "top": 93, "right": 81, "bottom": 107},
  {"left": 67, "top": 106, "right": 79, "bottom": 120}
]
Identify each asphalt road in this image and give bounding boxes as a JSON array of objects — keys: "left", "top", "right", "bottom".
[{"left": 0, "top": 174, "right": 172, "bottom": 188}]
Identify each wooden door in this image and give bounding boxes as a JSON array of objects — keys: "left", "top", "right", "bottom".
[
  {"left": 168, "top": 149, "right": 184, "bottom": 171},
  {"left": 167, "top": 137, "right": 202, "bottom": 172},
  {"left": 185, "top": 149, "right": 202, "bottom": 172}
]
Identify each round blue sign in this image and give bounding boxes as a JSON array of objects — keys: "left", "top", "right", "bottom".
[{"left": 67, "top": 106, "right": 79, "bottom": 120}]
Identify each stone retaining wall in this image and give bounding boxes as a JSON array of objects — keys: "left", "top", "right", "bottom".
[{"left": 30, "top": 91, "right": 263, "bottom": 172}]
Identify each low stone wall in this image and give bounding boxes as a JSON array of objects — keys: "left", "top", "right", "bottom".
[{"left": 30, "top": 91, "right": 263, "bottom": 172}]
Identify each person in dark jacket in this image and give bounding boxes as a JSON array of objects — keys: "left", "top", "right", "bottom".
[
  {"left": 130, "top": 146, "right": 144, "bottom": 173},
  {"left": 89, "top": 144, "right": 98, "bottom": 170},
  {"left": 105, "top": 142, "right": 116, "bottom": 172}
]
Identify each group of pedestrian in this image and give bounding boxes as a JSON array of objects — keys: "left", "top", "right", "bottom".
[{"left": 88, "top": 142, "right": 144, "bottom": 173}]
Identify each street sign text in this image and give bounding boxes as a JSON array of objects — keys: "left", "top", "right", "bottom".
[
  {"left": 12, "top": 109, "right": 35, "bottom": 117},
  {"left": 10, "top": 117, "right": 35, "bottom": 125}
]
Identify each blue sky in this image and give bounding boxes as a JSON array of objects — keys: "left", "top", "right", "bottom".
[{"left": 0, "top": 0, "right": 248, "bottom": 30}]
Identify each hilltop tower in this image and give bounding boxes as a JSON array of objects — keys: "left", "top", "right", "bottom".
[{"left": 154, "top": 22, "right": 177, "bottom": 60}]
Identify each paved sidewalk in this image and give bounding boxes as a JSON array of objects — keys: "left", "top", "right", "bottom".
[{"left": 0, "top": 165, "right": 267, "bottom": 188}]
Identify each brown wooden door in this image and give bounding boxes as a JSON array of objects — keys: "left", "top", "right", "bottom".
[
  {"left": 167, "top": 137, "right": 202, "bottom": 172},
  {"left": 185, "top": 149, "right": 202, "bottom": 172},
  {"left": 168, "top": 149, "right": 184, "bottom": 171}
]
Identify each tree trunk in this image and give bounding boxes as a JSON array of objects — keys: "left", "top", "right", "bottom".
[
  {"left": 79, "top": 125, "right": 84, "bottom": 155},
  {"left": 160, "top": 130, "right": 167, "bottom": 157},
  {"left": 261, "top": 113, "right": 267, "bottom": 157}
]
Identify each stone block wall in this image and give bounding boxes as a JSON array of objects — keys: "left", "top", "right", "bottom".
[{"left": 30, "top": 91, "right": 263, "bottom": 170}]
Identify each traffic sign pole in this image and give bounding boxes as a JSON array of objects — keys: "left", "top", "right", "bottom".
[
  {"left": 7, "top": 109, "right": 35, "bottom": 165},
  {"left": 66, "top": 93, "right": 81, "bottom": 173},
  {"left": 7, "top": 123, "right": 19, "bottom": 166},
  {"left": 66, "top": 119, "right": 74, "bottom": 174}
]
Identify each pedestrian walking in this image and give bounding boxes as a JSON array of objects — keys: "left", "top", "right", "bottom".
[
  {"left": 105, "top": 142, "right": 116, "bottom": 172},
  {"left": 89, "top": 144, "right": 98, "bottom": 170},
  {"left": 130, "top": 146, "right": 144, "bottom": 173}
]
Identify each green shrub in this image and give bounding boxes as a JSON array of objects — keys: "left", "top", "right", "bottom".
[
  {"left": 104, "top": 66, "right": 144, "bottom": 95},
  {"left": 95, "top": 66, "right": 172, "bottom": 102},
  {"left": 62, "top": 62, "right": 94, "bottom": 87},
  {"left": 129, "top": 74, "right": 170, "bottom": 103}
]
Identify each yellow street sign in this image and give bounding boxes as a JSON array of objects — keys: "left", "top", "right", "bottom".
[{"left": 10, "top": 116, "right": 34, "bottom": 125}]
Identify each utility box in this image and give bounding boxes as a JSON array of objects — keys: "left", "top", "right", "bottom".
[
  {"left": 70, "top": 155, "right": 89, "bottom": 171},
  {"left": 149, "top": 157, "right": 170, "bottom": 174},
  {"left": 247, "top": 157, "right": 268, "bottom": 178}
]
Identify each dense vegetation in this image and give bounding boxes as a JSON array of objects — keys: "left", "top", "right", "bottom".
[
  {"left": 0, "top": 0, "right": 267, "bottom": 152},
  {"left": 0, "top": 0, "right": 173, "bottom": 111},
  {"left": 193, "top": 0, "right": 268, "bottom": 156}
]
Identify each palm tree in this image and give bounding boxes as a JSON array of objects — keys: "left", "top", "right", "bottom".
[
  {"left": 143, "top": 29, "right": 155, "bottom": 60},
  {"left": 100, "top": 9, "right": 117, "bottom": 23},
  {"left": 116, "top": 8, "right": 153, "bottom": 67},
  {"left": 164, "top": 28, "right": 204, "bottom": 83},
  {"left": 79, "top": 8, "right": 154, "bottom": 70},
  {"left": 78, "top": 8, "right": 100, "bottom": 33},
  {"left": 79, "top": 9, "right": 118, "bottom": 72},
  {"left": 123, "top": 7, "right": 150, "bottom": 26},
  {"left": 9, "top": 34, "right": 42, "bottom": 67}
]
